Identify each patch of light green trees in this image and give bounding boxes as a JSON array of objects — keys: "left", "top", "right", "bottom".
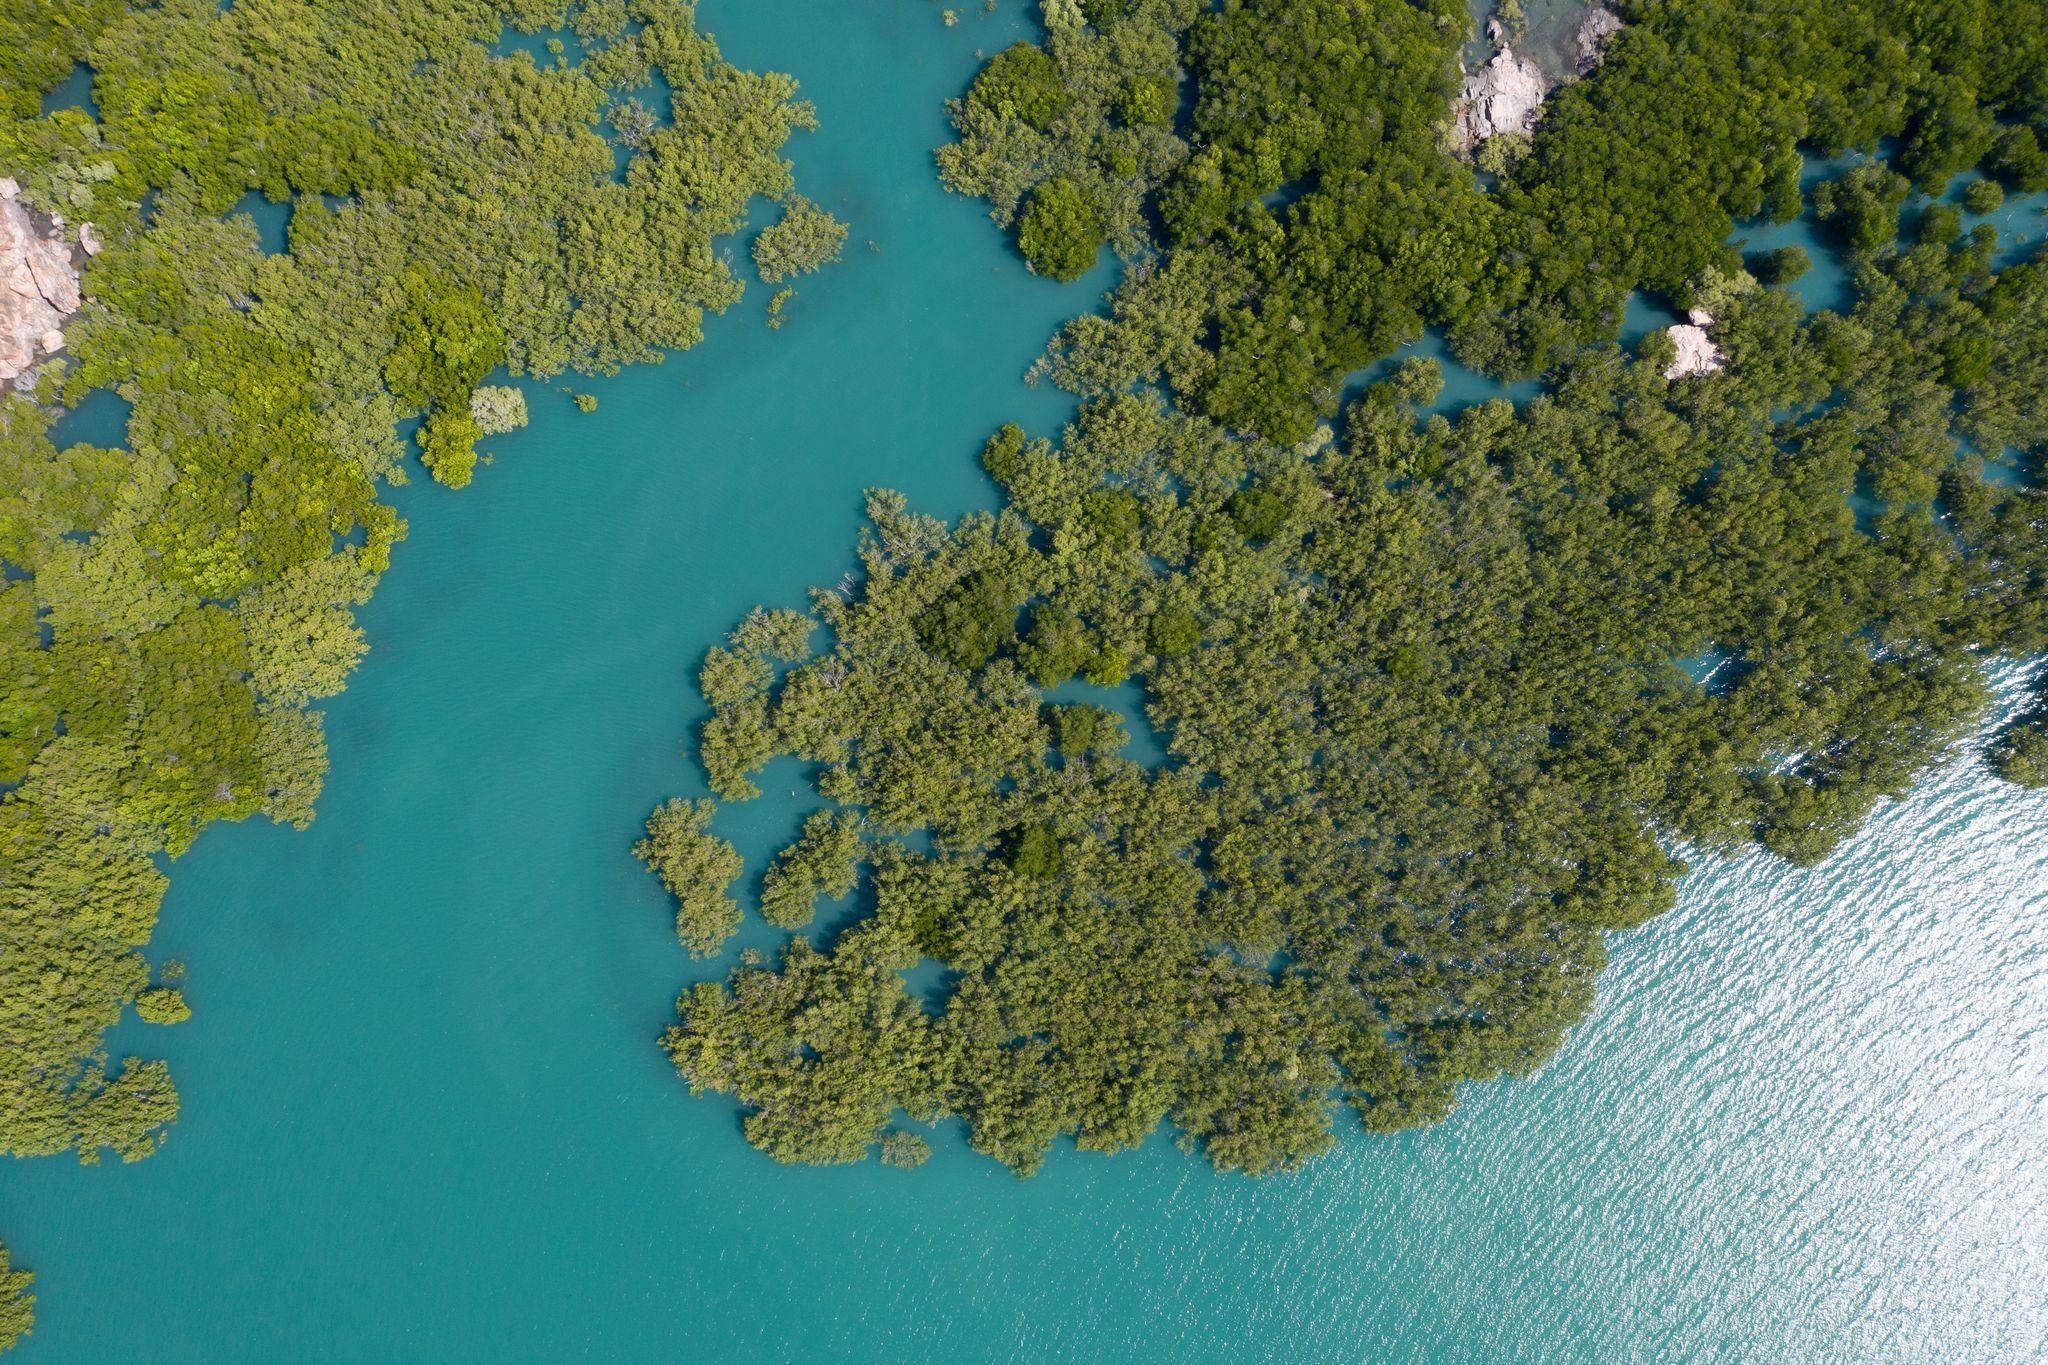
[{"left": 0, "top": 0, "right": 841, "bottom": 1338}]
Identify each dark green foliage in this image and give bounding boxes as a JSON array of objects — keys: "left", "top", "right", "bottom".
[
  {"left": 1752, "top": 245, "right": 1813, "bottom": 286},
  {"left": 1008, "top": 821, "right": 1065, "bottom": 880},
  {"left": 1082, "top": 488, "right": 1142, "bottom": 544},
  {"left": 1986, "top": 124, "right": 2048, "bottom": 192},
  {"left": 1053, "top": 704, "right": 1128, "bottom": 757},
  {"left": 1146, "top": 604, "right": 1200, "bottom": 658},
  {"left": 1963, "top": 177, "right": 2006, "bottom": 214},
  {"left": 971, "top": 44, "right": 1070, "bottom": 131},
  {"left": 1813, "top": 164, "right": 1913, "bottom": 255},
  {"left": 1020, "top": 602, "right": 1097, "bottom": 687},
  {"left": 383, "top": 273, "right": 506, "bottom": 411},
  {"left": 919, "top": 569, "right": 1027, "bottom": 670},
  {"left": 1223, "top": 485, "right": 1288, "bottom": 542},
  {"left": 940, "top": 2, "right": 1193, "bottom": 263},
  {"left": 1017, "top": 176, "right": 1105, "bottom": 282}
]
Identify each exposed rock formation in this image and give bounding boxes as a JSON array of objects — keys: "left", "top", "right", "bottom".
[
  {"left": 1456, "top": 4, "right": 1627, "bottom": 156},
  {"left": 1, "top": 177, "right": 86, "bottom": 385},
  {"left": 1454, "top": 46, "right": 1549, "bottom": 153},
  {"left": 1574, "top": 5, "right": 1625, "bottom": 76},
  {"left": 1664, "top": 309, "right": 1723, "bottom": 380}
]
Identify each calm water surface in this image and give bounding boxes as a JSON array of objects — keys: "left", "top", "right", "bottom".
[{"left": 4, "top": 4, "right": 2046, "bottom": 1360}]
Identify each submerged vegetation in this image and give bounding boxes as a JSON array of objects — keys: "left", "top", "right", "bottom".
[
  {"left": 0, "top": 0, "right": 834, "bottom": 1302},
  {"left": 641, "top": 1, "right": 2048, "bottom": 1175}
]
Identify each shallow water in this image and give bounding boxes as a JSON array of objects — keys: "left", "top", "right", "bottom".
[
  {"left": 3, "top": 4, "right": 2046, "bottom": 1360},
  {"left": 1466, "top": 0, "right": 1603, "bottom": 80}
]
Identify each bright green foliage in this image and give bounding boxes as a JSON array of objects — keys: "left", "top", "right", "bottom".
[
  {"left": 635, "top": 799, "right": 745, "bottom": 958},
  {"left": 1017, "top": 176, "right": 1105, "bottom": 281},
  {"left": 879, "top": 1130, "right": 932, "bottom": 1168},
  {"left": 0, "top": 1241, "right": 31, "bottom": 1352},
  {"left": 0, "top": 2, "right": 121, "bottom": 119},
  {"left": 134, "top": 988, "right": 190, "bottom": 1026},
  {"left": 752, "top": 195, "right": 849, "bottom": 283},
  {"left": 759, "top": 810, "right": 864, "bottom": 929},
  {"left": 0, "top": 0, "right": 830, "bottom": 1176},
  {"left": 470, "top": 385, "right": 530, "bottom": 437},
  {"left": 645, "top": 203, "right": 2048, "bottom": 1178},
  {"left": 981, "top": 422, "right": 1027, "bottom": 482},
  {"left": 1988, "top": 715, "right": 2048, "bottom": 785}
]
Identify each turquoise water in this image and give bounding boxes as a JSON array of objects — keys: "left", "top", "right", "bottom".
[{"left": 5, "top": 4, "right": 2048, "bottom": 1360}]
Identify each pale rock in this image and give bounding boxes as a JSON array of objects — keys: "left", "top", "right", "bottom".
[
  {"left": 1664, "top": 324, "right": 1722, "bottom": 380},
  {"left": 0, "top": 185, "right": 84, "bottom": 383},
  {"left": 1455, "top": 47, "right": 1549, "bottom": 153},
  {"left": 26, "top": 242, "right": 80, "bottom": 313},
  {"left": 1574, "top": 6, "right": 1625, "bottom": 76},
  {"left": 1687, "top": 307, "right": 1714, "bottom": 327},
  {"left": 79, "top": 221, "right": 102, "bottom": 256}
]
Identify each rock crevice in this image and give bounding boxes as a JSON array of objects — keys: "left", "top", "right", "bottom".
[
  {"left": 1454, "top": 42, "right": 1549, "bottom": 153},
  {"left": 2, "top": 176, "right": 89, "bottom": 386}
]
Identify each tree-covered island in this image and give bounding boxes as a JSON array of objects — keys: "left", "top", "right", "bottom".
[{"left": 640, "top": 0, "right": 2048, "bottom": 1175}]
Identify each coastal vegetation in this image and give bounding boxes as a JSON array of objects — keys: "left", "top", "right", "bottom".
[
  {"left": 0, "top": 1244, "right": 28, "bottom": 1353},
  {"left": 642, "top": 2, "right": 2048, "bottom": 1174},
  {"left": 0, "top": 0, "right": 834, "bottom": 1312},
  {"left": 949, "top": 0, "right": 2048, "bottom": 440}
]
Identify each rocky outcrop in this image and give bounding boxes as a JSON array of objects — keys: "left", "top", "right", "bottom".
[
  {"left": 1663, "top": 308, "right": 1723, "bottom": 380},
  {"left": 1456, "top": 4, "right": 1627, "bottom": 155},
  {"left": 1573, "top": 5, "right": 1624, "bottom": 76},
  {"left": 1454, "top": 45, "right": 1549, "bottom": 153},
  {"left": 2, "top": 177, "right": 87, "bottom": 385}
]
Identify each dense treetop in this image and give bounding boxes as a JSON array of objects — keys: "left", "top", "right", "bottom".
[
  {"left": 0, "top": 0, "right": 832, "bottom": 1206},
  {"left": 639, "top": 2, "right": 2048, "bottom": 1175}
]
